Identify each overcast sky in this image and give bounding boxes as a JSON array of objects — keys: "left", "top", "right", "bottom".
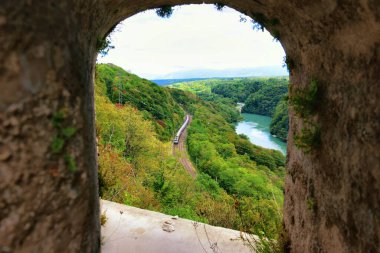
[{"left": 97, "top": 4, "right": 286, "bottom": 79}]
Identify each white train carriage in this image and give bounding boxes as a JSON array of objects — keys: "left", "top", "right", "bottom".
[{"left": 173, "top": 115, "right": 190, "bottom": 144}]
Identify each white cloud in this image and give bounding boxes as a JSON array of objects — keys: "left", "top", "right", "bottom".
[{"left": 97, "top": 4, "right": 286, "bottom": 79}]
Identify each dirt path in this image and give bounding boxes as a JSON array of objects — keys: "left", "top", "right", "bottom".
[{"left": 173, "top": 115, "right": 197, "bottom": 178}]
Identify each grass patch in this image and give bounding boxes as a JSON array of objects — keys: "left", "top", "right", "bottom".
[{"left": 240, "top": 227, "right": 290, "bottom": 253}]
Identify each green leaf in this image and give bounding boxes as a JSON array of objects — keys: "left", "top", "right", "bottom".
[
  {"left": 51, "top": 137, "right": 65, "bottom": 153},
  {"left": 64, "top": 154, "right": 77, "bottom": 172},
  {"left": 51, "top": 110, "right": 66, "bottom": 128},
  {"left": 62, "top": 127, "right": 77, "bottom": 138}
]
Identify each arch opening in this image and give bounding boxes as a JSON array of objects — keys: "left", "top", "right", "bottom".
[
  {"left": 0, "top": 1, "right": 379, "bottom": 252},
  {"left": 95, "top": 4, "right": 289, "bottom": 251}
]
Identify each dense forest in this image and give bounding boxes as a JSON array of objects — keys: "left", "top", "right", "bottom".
[
  {"left": 171, "top": 77, "right": 289, "bottom": 141},
  {"left": 95, "top": 64, "right": 285, "bottom": 239},
  {"left": 97, "top": 64, "right": 184, "bottom": 141}
]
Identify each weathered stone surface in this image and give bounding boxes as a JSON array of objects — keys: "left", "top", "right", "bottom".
[
  {"left": 0, "top": 0, "right": 379, "bottom": 252},
  {"left": 101, "top": 200, "right": 253, "bottom": 253}
]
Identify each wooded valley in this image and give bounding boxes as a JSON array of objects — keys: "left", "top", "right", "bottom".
[{"left": 96, "top": 64, "right": 286, "bottom": 239}]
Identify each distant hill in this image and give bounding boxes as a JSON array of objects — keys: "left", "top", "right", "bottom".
[
  {"left": 150, "top": 66, "right": 288, "bottom": 80},
  {"left": 152, "top": 78, "right": 212, "bottom": 86},
  {"left": 151, "top": 77, "right": 234, "bottom": 86}
]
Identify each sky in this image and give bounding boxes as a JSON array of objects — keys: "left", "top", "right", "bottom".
[{"left": 97, "top": 4, "right": 286, "bottom": 79}]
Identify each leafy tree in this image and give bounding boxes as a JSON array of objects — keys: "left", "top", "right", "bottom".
[
  {"left": 270, "top": 98, "right": 289, "bottom": 141},
  {"left": 242, "top": 80, "right": 288, "bottom": 116}
]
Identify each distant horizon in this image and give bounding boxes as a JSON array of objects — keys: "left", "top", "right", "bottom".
[
  {"left": 149, "top": 72, "right": 288, "bottom": 86},
  {"left": 99, "top": 62, "right": 288, "bottom": 85},
  {"left": 150, "top": 75, "right": 289, "bottom": 81}
]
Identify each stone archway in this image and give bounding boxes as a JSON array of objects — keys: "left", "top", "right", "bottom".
[{"left": 0, "top": 1, "right": 379, "bottom": 252}]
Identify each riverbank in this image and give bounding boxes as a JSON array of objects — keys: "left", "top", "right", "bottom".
[{"left": 235, "top": 113, "right": 287, "bottom": 155}]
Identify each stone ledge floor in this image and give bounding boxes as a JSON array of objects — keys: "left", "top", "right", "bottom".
[{"left": 101, "top": 200, "right": 255, "bottom": 253}]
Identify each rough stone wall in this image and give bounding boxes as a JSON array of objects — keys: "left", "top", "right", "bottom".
[
  {"left": 0, "top": 1, "right": 101, "bottom": 252},
  {"left": 0, "top": 0, "right": 379, "bottom": 252}
]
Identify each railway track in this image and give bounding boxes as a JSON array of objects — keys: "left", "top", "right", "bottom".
[{"left": 172, "top": 115, "right": 197, "bottom": 178}]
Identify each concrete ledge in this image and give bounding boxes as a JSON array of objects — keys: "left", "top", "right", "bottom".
[{"left": 101, "top": 200, "right": 255, "bottom": 253}]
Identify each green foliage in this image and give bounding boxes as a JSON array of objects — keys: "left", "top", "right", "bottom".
[
  {"left": 242, "top": 78, "right": 288, "bottom": 117},
  {"left": 62, "top": 127, "right": 77, "bottom": 138},
  {"left": 95, "top": 64, "right": 239, "bottom": 229},
  {"left": 289, "top": 79, "right": 321, "bottom": 154},
  {"left": 294, "top": 124, "right": 321, "bottom": 153},
  {"left": 290, "top": 79, "right": 319, "bottom": 118},
  {"left": 171, "top": 76, "right": 288, "bottom": 118},
  {"left": 96, "top": 63, "right": 285, "bottom": 240},
  {"left": 64, "top": 154, "right": 77, "bottom": 172},
  {"left": 96, "top": 36, "right": 114, "bottom": 57},
  {"left": 254, "top": 236, "right": 285, "bottom": 253},
  {"left": 270, "top": 99, "right": 289, "bottom": 141},
  {"left": 156, "top": 6, "right": 174, "bottom": 18},
  {"left": 50, "top": 109, "right": 78, "bottom": 172},
  {"left": 51, "top": 137, "right": 65, "bottom": 154},
  {"left": 239, "top": 133, "right": 249, "bottom": 140},
  {"left": 170, "top": 91, "right": 285, "bottom": 238},
  {"left": 211, "top": 79, "right": 265, "bottom": 102},
  {"left": 51, "top": 110, "right": 65, "bottom": 128},
  {"left": 233, "top": 136, "right": 285, "bottom": 170},
  {"left": 96, "top": 64, "right": 184, "bottom": 141},
  {"left": 243, "top": 224, "right": 290, "bottom": 253},
  {"left": 196, "top": 92, "right": 242, "bottom": 123},
  {"left": 171, "top": 76, "right": 290, "bottom": 142},
  {"left": 170, "top": 79, "right": 219, "bottom": 94},
  {"left": 176, "top": 77, "right": 288, "bottom": 117}
]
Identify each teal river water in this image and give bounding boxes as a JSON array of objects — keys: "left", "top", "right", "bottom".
[{"left": 235, "top": 113, "right": 287, "bottom": 155}]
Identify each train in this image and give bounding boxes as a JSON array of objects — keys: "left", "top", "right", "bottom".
[{"left": 173, "top": 115, "right": 190, "bottom": 144}]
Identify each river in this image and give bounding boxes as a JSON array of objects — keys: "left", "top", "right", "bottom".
[{"left": 235, "top": 113, "right": 287, "bottom": 155}]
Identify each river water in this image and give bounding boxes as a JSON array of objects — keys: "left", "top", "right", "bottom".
[{"left": 235, "top": 113, "right": 287, "bottom": 155}]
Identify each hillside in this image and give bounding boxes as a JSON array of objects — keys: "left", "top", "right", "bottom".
[
  {"left": 171, "top": 77, "right": 289, "bottom": 141},
  {"left": 95, "top": 63, "right": 285, "bottom": 239},
  {"left": 97, "top": 64, "right": 184, "bottom": 141},
  {"left": 151, "top": 78, "right": 215, "bottom": 86}
]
